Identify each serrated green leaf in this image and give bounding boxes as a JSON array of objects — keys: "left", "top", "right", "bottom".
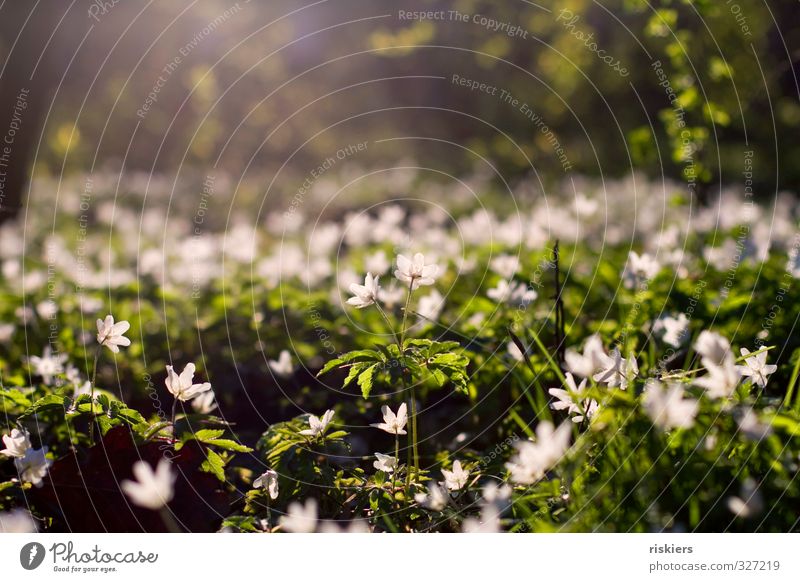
[{"left": 201, "top": 448, "right": 226, "bottom": 481}]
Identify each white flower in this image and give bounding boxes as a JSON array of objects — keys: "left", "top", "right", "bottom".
[
  {"left": 416, "top": 289, "right": 444, "bottom": 321},
  {"left": 441, "top": 460, "right": 469, "bottom": 490},
  {"left": 506, "top": 421, "right": 571, "bottom": 485},
  {"left": 346, "top": 272, "right": 380, "bottom": 309},
  {"left": 414, "top": 482, "right": 448, "bottom": 510},
  {"left": 643, "top": 381, "right": 698, "bottom": 430},
  {"left": 736, "top": 348, "right": 777, "bottom": 388},
  {"left": 373, "top": 453, "right": 398, "bottom": 473},
  {"left": 787, "top": 244, "right": 800, "bottom": 278},
  {"left": 653, "top": 313, "right": 690, "bottom": 348},
  {"left": 371, "top": 403, "right": 407, "bottom": 435},
  {"left": 462, "top": 505, "right": 501, "bottom": 533},
  {"left": 253, "top": 469, "right": 279, "bottom": 500},
  {"left": 191, "top": 390, "right": 217, "bottom": 414},
  {"left": 737, "top": 408, "right": 772, "bottom": 441},
  {"left": 489, "top": 254, "right": 519, "bottom": 279},
  {"left": 564, "top": 335, "right": 606, "bottom": 378},
  {"left": 623, "top": 251, "right": 660, "bottom": 288},
  {"left": 281, "top": 499, "right": 318, "bottom": 533},
  {"left": 548, "top": 373, "right": 598, "bottom": 423},
  {"left": 36, "top": 300, "right": 58, "bottom": 319},
  {"left": 96, "top": 314, "right": 131, "bottom": 353},
  {"left": 29, "top": 346, "right": 67, "bottom": 385},
  {"left": 0, "top": 509, "right": 37, "bottom": 533},
  {"left": 487, "top": 280, "right": 537, "bottom": 307},
  {"left": 694, "top": 330, "right": 732, "bottom": 367},
  {"left": 268, "top": 350, "right": 294, "bottom": 378},
  {"left": 1, "top": 428, "right": 31, "bottom": 458},
  {"left": 394, "top": 252, "right": 439, "bottom": 290},
  {"left": 377, "top": 284, "right": 405, "bottom": 308},
  {"left": 694, "top": 356, "right": 741, "bottom": 399},
  {"left": 164, "top": 363, "right": 212, "bottom": 402},
  {"left": 593, "top": 349, "right": 638, "bottom": 390},
  {"left": 727, "top": 478, "right": 763, "bottom": 519},
  {"left": 364, "top": 250, "right": 390, "bottom": 274},
  {"left": 300, "top": 409, "right": 335, "bottom": 437},
  {"left": 481, "top": 481, "right": 512, "bottom": 506},
  {"left": 0, "top": 323, "right": 14, "bottom": 343},
  {"left": 121, "top": 459, "right": 176, "bottom": 510},
  {"left": 14, "top": 447, "right": 51, "bottom": 487}
]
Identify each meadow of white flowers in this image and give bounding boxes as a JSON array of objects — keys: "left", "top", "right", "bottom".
[{"left": 1, "top": 169, "right": 799, "bottom": 532}]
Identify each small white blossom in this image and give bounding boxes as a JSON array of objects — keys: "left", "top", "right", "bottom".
[
  {"left": 506, "top": 421, "right": 571, "bottom": 485},
  {"left": 253, "top": 469, "right": 279, "bottom": 500},
  {"left": 462, "top": 505, "right": 501, "bottom": 533},
  {"left": 643, "top": 381, "right": 698, "bottom": 430},
  {"left": 414, "top": 482, "right": 449, "bottom": 510},
  {"left": 191, "top": 390, "right": 218, "bottom": 414},
  {"left": 0, "top": 509, "right": 37, "bottom": 532},
  {"left": 394, "top": 252, "right": 439, "bottom": 290},
  {"left": 165, "top": 363, "right": 212, "bottom": 402},
  {"left": 736, "top": 348, "right": 777, "bottom": 388},
  {"left": 96, "top": 314, "right": 131, "bottom": 353},
  {"left": 736, "top": 408, "right": 772, "bottom": 441},
  {"left": 727, "top": 478, "right": 763, "bottom": 518},
  {"left": 14, "top": 447, "right": 52, "bottom": 487},
  {"left": 1, "top": 428, "right": 31, "bottom": 458},
  {"left": 653, "top": 313, "right": 690, "bottom": 348},
  {"left": 0, "top": 323, "right": 14, "bottom": 343},
  {"left": 593, "top": 349, "right": 638, "bottom": 390},
  {"left": 489, "top": 255, "right": 519, "bottom": 279},
  {"left": 268, "top": 350, "right": 294, "bottom": 378},
  {"left": 29, "top": 346, "right": 67, "bottom": 385},
  {"left": 441, "top": 460, "right": 469, "bottom": 490},
  {"left": 416, "top": 289, "right": 444, "bottom": 321},
  {"left": 364, "top": 250, "right": 390, "bottom": 274},
  {"left": 121, "top": 459, "right": 176, "bottom": 510},
  {"left": 564, "top": 335, "right": 606, "bottom": 378},
  {"left": 694, "top": 331, "right": 732, "bottom": 367},
  {"left": 487, "top": 280, "right": 537, "bottom": 307},
  {"left": 371, "top": 403, "right": 407, "bottom": 435},
  {"left": 548, "top": 373, "right": 598, "bottom": 423},
  {"left": 346, "top": 272, "right": 380, "bottom": 309},
  {"left": 623, "top": 251, "right": 660, "bottom": 288},
  {"left": 281, "top": 499, "right": 318, "bottom": 533},
  {"left": 300, "top": 409, "right": 335, "bottom": 437},
  {"left": 694, "top": 356, "right": 741, "bottom": 399},
  {"left": 373, "top": 453, "right": 398, "bottom": 473}
]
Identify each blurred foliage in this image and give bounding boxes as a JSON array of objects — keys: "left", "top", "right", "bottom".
[{"left": 1, "top": 0, "right": 798, "bottom": 194}]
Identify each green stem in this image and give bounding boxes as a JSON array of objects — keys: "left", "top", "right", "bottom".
[
  {"left": 392, "top": 433, "right": 399, "bottom": 496},
  {"left": 171, "top": 398, "right": 178, "bottom": 440},
  {"left": 410, "top": 384, "right": 419, "bottom": 479},
  {"left": 159, "top": 507, "right": 182, "bottom": 533},
  {"left": 88, "top": 346, "right": 101, "bottom": 444}
]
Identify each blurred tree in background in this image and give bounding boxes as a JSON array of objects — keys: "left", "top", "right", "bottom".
[{"left": 0, "top": 0, "right": 798, "bottom": 222}]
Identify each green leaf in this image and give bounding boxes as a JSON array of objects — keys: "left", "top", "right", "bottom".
[
  {"left": 200, "top": 448, "right": 226, "bottom": 481},
  {"left": 357, "top": 363, "right": 379, "bottom": 398},
  {"left": 19, "top": 394, "right": 69, "bottom": 418},
  {"left": 193, "top": 429, "right": 226, "bottom": 442},
  {"left": 204, "top": 439, "right": 253, "bottom": 453}
]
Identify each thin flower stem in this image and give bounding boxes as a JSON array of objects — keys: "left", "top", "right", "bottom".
[
  {"left": 88, "top": 346, "right": 101, "bottom": 444},
  {"left": 374, "top": 302, "right": 402, "bottom": 353},
  {"left": 399, "top": 279, "right": 414, "bottom": 349},
  {"left": 392, "top": 433, "right": 399, "bottom": 496},
  {"left": 410, "top": 384, "right": 419, "bottom": 479},
  {"left": 171, "top": 398, "right": 178, "bottom": 441},
  {"left": 159, "top": 507, "right": 182, "bottom": 533}
]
